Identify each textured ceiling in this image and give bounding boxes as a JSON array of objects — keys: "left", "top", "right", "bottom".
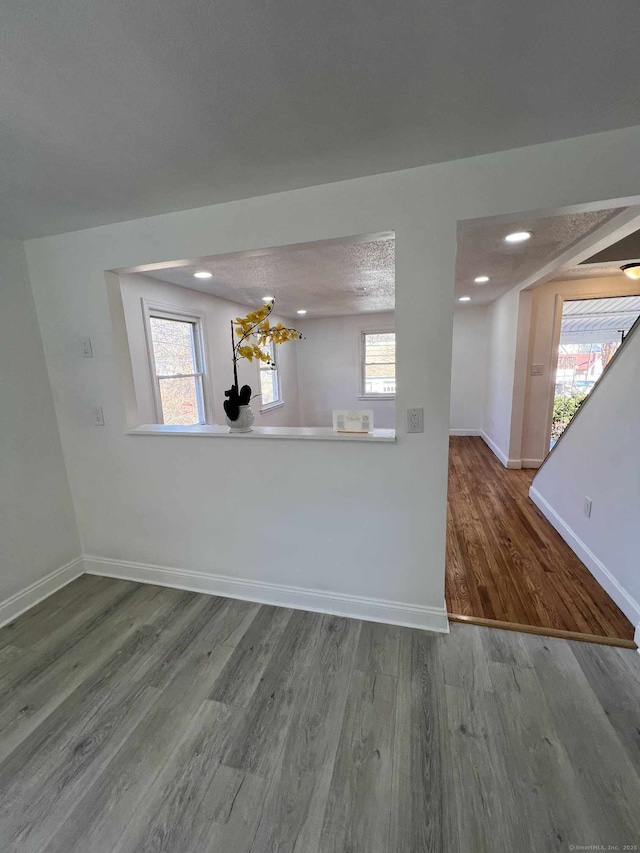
[
  {"left": 139, "top": 208, "right": 628, "bottom": 315},
  {"left": 554, "top": 226, "right": 640, "bottom": 281},
  {"left": 139, "top": 235, "right": 395, "bottom": 318},
  {"left": 3, "top": 0, "right": 640, "bottom": 238},
  {"left": 455, "top": 208, "right": 625, "bottom": 305},
  {"left": 553, "top": 263, "right": 627, "bottom": 282}
]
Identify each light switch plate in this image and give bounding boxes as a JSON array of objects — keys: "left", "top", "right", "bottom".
[
  {"left": 531, "top": 363, "right": 544, "bottom": 376},
  {"left": 80, "top": 336, "right": 93, "bottom": 358},
  {"left": 94, "top": 406, "right": 105, "bottom": 426}
]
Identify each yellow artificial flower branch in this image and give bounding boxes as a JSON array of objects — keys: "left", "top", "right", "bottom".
[{"left": 230, "top": 298, "right": 303, "bottom": 389}]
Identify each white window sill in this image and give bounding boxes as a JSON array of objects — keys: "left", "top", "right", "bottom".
[
  {"left": 357, "top": 395, "right": 396, "bottom": 401},
  {"left": 126, "top": 424, "right": 396, "bottom": 442},
  {"left": 260, "top": 401, "right": 285, "bottom": 413}
]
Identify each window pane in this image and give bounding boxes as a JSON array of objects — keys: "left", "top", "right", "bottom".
[
  {"left": 150, "top": 316, "right": 197, "bottom": 376},
  {"left": 260, "top": 368, "right": 277, "bottom": 405},
  {"left": 259, "top": 341, "right": 280, "bottom": 406},
  {"left": 365, "top": 332, "right": 395, "bottom": 364},
  {"left": 364, "top": 332, "right": 395, "bottom": 394},
  {"left": 158, "top": 376, "right": 202, "bottom": 425}
]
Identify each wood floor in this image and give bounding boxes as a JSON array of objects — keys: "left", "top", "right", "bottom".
[
  {"left": 446, "top": 436, "right": 635, "bottom": 644},
  {"left": 1, "top": 576, "right": 640, "bottom": 852}
]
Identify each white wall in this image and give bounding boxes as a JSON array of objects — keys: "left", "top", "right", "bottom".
[
  {"left": 296, "top": 312, "right": 395, "bottom": 429},
  {"left": 119, "top": 274, "right": 301, "bottom": 427},
  {"left": 23, "top": 126, "right": 640, "bottom": 631},
  {"left": 531, "top": 321, "right": 640, "bottom": 629},
  {"left": 521, "top": 275, "right": 640, "bottom": 466},
  {"left": 483, "top": 288, "right": 518, "bottom": 461},
  {"left": 0, "top": 236, "right": 80, "bottom": 609},
  {"left": 450, "top": 306, "right": 488, "bottom": 434}
]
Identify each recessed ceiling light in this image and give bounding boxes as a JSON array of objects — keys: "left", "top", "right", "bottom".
[
  {"left": 504, "top": 231, "right": 531, "bottom": 244},
  {"left": 194, "top": 271, "right": 212, "bottom": 279},
  {"left": 474, "top": 275, "right": 490, "bottom": 284},
  {"left": 262, "top": 296, "right": 275, "bottom": 302},
  {"left": 297, "top": 309, "right": 307, "bottom": 315},
  {"left": 459, "top": 296, "right": 471, "bottom": 302}
]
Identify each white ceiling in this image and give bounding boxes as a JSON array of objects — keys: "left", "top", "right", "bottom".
[
  {"left": 3, "top": 0, "right": 640, "bottom": 239},
  {"left": 137, "top": 234, "right": 395, "bottom": 318},
  {"left": 553, "top": 263, "right": 628, "bottom": 282},
  {"left": 136, "top": 209, "right": 631, "bottom": 316},
  {"left": 455, "top": 208, "right": 625, "bottom": 305},
  {"left": 555, "top": 228, "right": 640, "bottom": 281}
]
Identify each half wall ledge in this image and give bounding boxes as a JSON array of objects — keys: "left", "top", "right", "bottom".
[{"left": 126, "top": 424, "right": 396, "bottom": 442}]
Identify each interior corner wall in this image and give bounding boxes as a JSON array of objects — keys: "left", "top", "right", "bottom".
[
  {"left": 295, "top": 312, "right": 395, "bottom": 429},
  {"left": 507, "top": 289, "right": 533, "bottom": 466},
  {"left": 481, "top": 286, "right": 526, "bottom": 466},
  {"left": 24, "top": 172, "right": 458, "bottom": 625},
  {"left": 119, "top": 274, "right": 301, "bottom": 427},
  {"left": 449, "top": 305, "right": 488, "bottom": 434},
  {"left": 521, "top": 275, "right": 640, "bottom": 466},
  {"left": 0, "top": 235, "right": 81, "bottom": 608},
  {"left": 22, "top": 125, "right": 640, "bottom": 628},
  {"left": 530, "top": 322, "right": 640, "bottom": 627}
]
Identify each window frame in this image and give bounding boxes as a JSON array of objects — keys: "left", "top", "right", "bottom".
[
  {"left": 257, "top": 338, "right": 284, "bottom": 412},
  {"left": 141, "top": 299, "right": 213, "bottom": 425},
  {"left": 358, "top": 329, "right": 396, "bottom": 400}
]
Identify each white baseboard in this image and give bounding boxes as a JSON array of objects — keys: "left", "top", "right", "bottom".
[
  {"left": 529, "top": 486, "right": 640, "bottom": 627},
  {"left": 521, "top": 458, "right": 544, "bottom": 469},
  {"left": 480, "top": 431, "right": 522, "bottom": 469},
  {"left": 0, "top": 556, "right": 84, "bottom": 629},
  {"left": 84, "top": 555, "right": 450, "bottom": 634},
  {"left": 635, "top": 624, "right": 640, "bottom": 655},
  {"left": 449, "top": 428, "right": 482, "bottom": 436}
]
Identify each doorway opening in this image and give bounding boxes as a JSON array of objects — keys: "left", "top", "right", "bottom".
[
  {"left": 551, "top": 295, "right": 640, "bottom": 448},
  {"left": 447, "top": 203, "right": 640, "bottom": 648}
]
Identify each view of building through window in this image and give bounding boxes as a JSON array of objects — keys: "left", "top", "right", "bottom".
[
  {"left": 551, "top": 295, "right": 640, "bottom": 447},
  {"left": 149, "top": 313, "right": 206, "bottom": 425},
  {"left": 363, "top": 332, "right": 396, "bottom": 395},
  {"left": 259, "top": 340, "right": 280, "bottom": 407}
]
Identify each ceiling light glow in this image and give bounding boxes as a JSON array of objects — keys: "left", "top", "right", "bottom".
[
  {"left": 621, "top": 263, "right": 640, "bottom": 280},
  {"left": 194, "top": 271, "right": 212, "bottom": 279},
  {"left": 474, "top": 275, "right": 489, "bottom": 284},
  {"left": 297, "top": 309, "right": 307, "bottom": 315},
  {"left": 459, "top": 296, "right": 471, "bottom": 302},
  {"left": 504, "top": 231, "right": 532, "bottom": 244},
  {"left": 262, "top": 296, "right": 275, "bottom": 302}
]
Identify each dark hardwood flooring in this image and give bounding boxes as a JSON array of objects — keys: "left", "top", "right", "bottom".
[
  {"left": 1, "top": 576, "right": 640, "bottom": 851},
  {"left": 446, "top": 436, "right": 635, "bottom": 644}
]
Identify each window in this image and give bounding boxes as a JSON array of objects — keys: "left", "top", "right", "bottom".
[
  {"left": 360, "top": 331, "right": 396, "bottom": 398},
  {"left": 258, "top": 340, "right": 282, "bottom": 409},
  {"left": 144, "top": 302, "right": 210, "bottom": 425}
]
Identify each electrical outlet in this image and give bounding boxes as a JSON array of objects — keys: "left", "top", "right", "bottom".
[
  {"left": 80, "top": 336, "right": 93, "bottom": 358},
  {"left": 94, "top": 406, "right": 105, "bottom": 426},
  {"left": 583, "top": 496, "right": 592, "bottom": 518},
  {"left": 407, "top": 408, "right": 424, "bottom": 433}
]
